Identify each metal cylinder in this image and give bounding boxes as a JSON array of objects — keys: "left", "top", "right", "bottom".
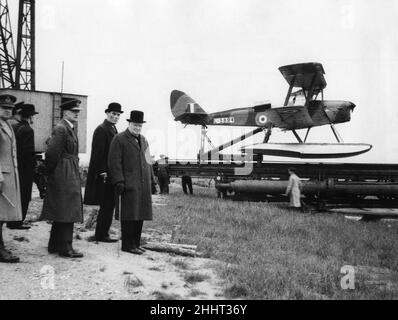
[{"left": 216, "top": 180, "right": 398, "bottom": 198}]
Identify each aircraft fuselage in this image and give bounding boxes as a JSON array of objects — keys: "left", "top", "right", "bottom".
[{"left": 207, "top": 100, "right": 355, "bottom": 130}]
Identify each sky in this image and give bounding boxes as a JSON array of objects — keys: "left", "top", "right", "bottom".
[{"left": 13, "top": 0, "right": 398, "bottom": 164}]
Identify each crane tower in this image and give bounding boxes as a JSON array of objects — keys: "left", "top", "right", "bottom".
[{"left": 0, "top": 0, "right": 35, "bottom": 90}]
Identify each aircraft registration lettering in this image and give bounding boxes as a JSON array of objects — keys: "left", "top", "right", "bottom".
[{"left": 214, "top": 117, "right": 235, "bottom": 124}]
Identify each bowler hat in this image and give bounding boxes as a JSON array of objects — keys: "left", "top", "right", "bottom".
[
  {"left": 105, "top": 102, "right": 123, "bottom": 114},
  {"left": 19, "top": 104, "right": 39, "bottom": 118},
  {"left": 127, "top": 110, "right": 146, "bottom": 123},
  {"left": 60, "top": 99, "right": 82, "bottom": 111},
  {"left": 0, "top": 94, "right": 17, "bottom": 108}
]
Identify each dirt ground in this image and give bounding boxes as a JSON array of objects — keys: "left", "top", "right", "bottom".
[{"left": 0, "top": 188, "right": 226, "bottom": 300}]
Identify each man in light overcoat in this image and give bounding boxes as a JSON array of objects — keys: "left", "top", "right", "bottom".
[
  {"left": 0, "top": 94, "right": 22, "bottom": 263},
  {"left": 285, "top": 167, "right": 302, "bottom": 209}
]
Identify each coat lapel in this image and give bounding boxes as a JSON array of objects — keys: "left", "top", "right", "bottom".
[
  {"left": 103, "top": 120, "right": 117, "bottom": 137},
  {"left": 62, "top": 119, "right": 78, "bottom": 142},
  {"left": 0, "top": 119, "right": 13, "bottom": 139},
  {"left": 124, "top": 129, "right": 141, "bottom": 151}
]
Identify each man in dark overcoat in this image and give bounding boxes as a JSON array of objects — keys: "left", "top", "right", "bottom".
[
  {"left": 41, "top": 100, "right": 84, "bottom": 258},
  {"left": 0, "top": 94, "right": 22, "bottom": 263},
  {"left": 108, "top": 110, "right": 153, "bottom": 255},
  {"left": 84, "top": 103, "right": 123, "bottom": 242},
  {"left": 7, "top": 103, "right": 39, "bottom": 230}
]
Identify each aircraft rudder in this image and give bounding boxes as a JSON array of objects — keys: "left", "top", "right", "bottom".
[{"left": 170, "top": 90, "right": 208, "bottom": 124}]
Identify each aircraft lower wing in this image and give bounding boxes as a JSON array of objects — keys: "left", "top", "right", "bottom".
[{"left": 241, "top": 143, "right": 372, "bottom": 159}]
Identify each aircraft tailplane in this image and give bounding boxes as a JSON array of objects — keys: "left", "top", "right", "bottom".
[{"left": 170, "top": 90, "right": 209, "bottom": 126}]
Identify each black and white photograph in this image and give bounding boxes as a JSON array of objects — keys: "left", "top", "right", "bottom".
[{"left": 0, "top": 0, "right": 397, "bottom": 304}]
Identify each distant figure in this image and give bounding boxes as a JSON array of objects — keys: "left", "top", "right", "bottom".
[
  {"left": 7, "top": 103, "right": 39, "bottom": 230},
  {"left": 33, "top": 156, "right": 47, "bottom": 199},
  {"left": 182, "top": 175, "right": 193, "bottom": 195},
  {"left": 157, "top": 154, "right": 170, "bottom": 194},
  {"left": 285, "top": 167, "right": 302, "bottom": 209},
  {"left": 150, "top": 155, "right": 158, "bottom": 195}
]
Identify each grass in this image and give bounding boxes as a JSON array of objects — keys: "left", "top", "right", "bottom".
[
  {"left": 171, "top": 259, "right": 189, "bottom": 270},
  {"left": 147, "top": 184, "right": 398, "bottom": 299},
  {"left": 183, "top": 272, "right": 210, "bottom": 284},
  {"left": 152, "top": 291, "right": 182, "bottom": 300}
]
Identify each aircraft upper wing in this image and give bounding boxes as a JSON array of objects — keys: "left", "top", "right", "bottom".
[
  {"left": 265, "top": 106, "right": 314, "bottom": 130},
  {"left": 279, "top": 62, "right": 327, "bottom": 90}
]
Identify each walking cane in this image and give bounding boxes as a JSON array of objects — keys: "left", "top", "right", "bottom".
[{"left": 118, "top": 194, "right": 122, "bottom": 257}]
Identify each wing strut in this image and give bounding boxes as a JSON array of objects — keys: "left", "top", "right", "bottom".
[
  {"left": 323, "top": 107, "right": 344, "bottom": 143},
  {"left": 305, "top": 73, "right": 318, "bottom": 106},
  {"left": 330, "top": 124, "right": 344, "bottom": 143},
  {"left": 304, "top": 128, "right": 311, "bottom": 143},
  {"left": 284, "top": 76, "right": 296, "bottom": 106},
  {"left": 292, "top": 130, "right": 303, "bottom": 143}
]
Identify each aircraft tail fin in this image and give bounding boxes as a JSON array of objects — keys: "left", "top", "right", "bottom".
[{"left": 170, "top": 90, "right": 209, "bottom": 125}]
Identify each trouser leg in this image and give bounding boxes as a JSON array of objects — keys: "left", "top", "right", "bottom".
[
  {"left": 21, "top": 196, "right": 30, "bottom": 222},
  {"left": 95, "top": 184, "right": 115, "bottom": 239},
  {"left": 0, "top": 223, "right": 4, "bottom": 249},
  {"left": 20, "top": 177, "right": 32, "bottom": 222},
  {"left": 56, "top": 222, "right": 74, "bottom": 254},
  {"left": 188, "top": 179, "right": 193, "bottom": 194},
  {"left": 159, "top": 177, "right": 170, "bottom": 194},
  {"left": 48, "top": 222, "right": 59, "bottom": 252},
  {"left": 159, "top": 178, "right": 166, "bottom": 193},
  {"left": 182, "top": 179, "right": 187, "bottom": 194},
  {"left": 121, "top": 221, "right": 134, "bottom": 250},
  {"left": 132, "top": 221, "right": 144, "bottom": 248}
]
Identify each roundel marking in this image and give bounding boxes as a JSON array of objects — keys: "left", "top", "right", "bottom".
[{"left": 256, "top": 113, "right": 268, "bottom": 126}]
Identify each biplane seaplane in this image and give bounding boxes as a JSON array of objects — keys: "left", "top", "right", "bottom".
[{"left": 170, "top": 62, "right": 372, "bottom": 160}]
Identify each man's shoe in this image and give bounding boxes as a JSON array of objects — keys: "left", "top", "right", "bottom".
[
  {"left": 96, "top": 236, "right": 118, "bottom": 243},
  {"left": 122, "top": 248, "right": 143, "bottom": 255},
  {"left": 137, "top": 247, "right": 146, "bottom": 253},
  {"left": 59, "top": 250, "right": 84, "bottom": 258},
  {"left": 48, "top": 247, "right": 58, "bottom": 254},
  {"left": 0, "top": 248, "right": 20, "bottom": 263}
]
